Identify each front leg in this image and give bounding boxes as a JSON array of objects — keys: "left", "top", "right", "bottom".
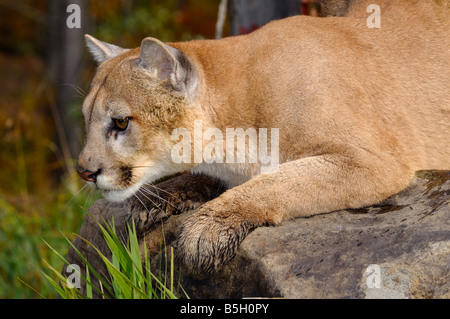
[
  {"left": 177, "top": 153, "right": 414, "bottom": 272},
  {"left": 126, "top": 173, "right": 227, "bottom": 236}
]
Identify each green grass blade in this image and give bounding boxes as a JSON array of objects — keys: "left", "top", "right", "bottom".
[
  {"left": 41, "top": 259, "right": 82, "bottom": 299},
  {"left": 128, "top": 221, "right": 145, "bottom": 297},
  {"left": 82, "top": 236, "right": 151, "bottom": 299},
  {"left": 85, "top": 266, "right": 92, "bottom": 299},
  {"left": 46, "top": 235, "right": 112, "bottom": 298},
  {"left": 40, "top": 209, "right": 182, "bottom": 299},
  {"left": 42, "top": 272, "right": 70, "bottom": 298},
  {"left": 97, "top": 221, "right": 133, "bottom": 275},
  {"left": 17, "top": 277, "right": 47, "bottom": 299},
  {"left": 143, "top": 242, "right": 154, "bottom": 299},
  {"left": 170, "top": 247, "right": 174, "bottom": 294}
]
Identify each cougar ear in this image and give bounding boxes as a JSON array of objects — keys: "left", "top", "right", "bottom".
[
  {"left": 85, "top": 34, "right": 127, "bottom": 64},
  {"left": 139, "top": 37, "right": 194, "bottom": 92}
]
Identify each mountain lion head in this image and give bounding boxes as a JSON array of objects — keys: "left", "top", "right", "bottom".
[{"left": 77, "top": 35, "right": 199, "bottom": 202}]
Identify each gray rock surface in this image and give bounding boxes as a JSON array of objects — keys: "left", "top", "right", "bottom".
[{"left": 65, "top": 171, "right": 450, "bottom": 299}]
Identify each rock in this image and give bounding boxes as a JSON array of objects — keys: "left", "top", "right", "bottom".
[{"left": 65, "top": 171, "right": 450, "bottom": 299}]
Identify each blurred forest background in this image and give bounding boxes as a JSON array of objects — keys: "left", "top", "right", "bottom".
[{"left": 0, "top": 0, "right": 320, "bottom": 298}]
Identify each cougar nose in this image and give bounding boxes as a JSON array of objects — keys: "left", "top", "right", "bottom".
[{"left": 77, "top": 168, "right": 101, "bottom": 183}]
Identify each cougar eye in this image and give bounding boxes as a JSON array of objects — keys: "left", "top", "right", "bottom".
[{"left": 113, "top": 117, "right": 130, "bottom": 131}]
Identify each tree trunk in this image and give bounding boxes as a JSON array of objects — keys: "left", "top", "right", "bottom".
[
  {"left": 229, "top": 0, "right": 301, "bottom": 35},
  {"left": 47, "top": 0, "right": 88, "bottom": 171}
]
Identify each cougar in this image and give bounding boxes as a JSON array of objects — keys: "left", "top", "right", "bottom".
[{"left": 77, "top": 0, "right": 450, "bottom": 272}]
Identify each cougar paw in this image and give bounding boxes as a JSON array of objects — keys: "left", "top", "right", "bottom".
[{"left": 177, "top": 206, "right": 254, "bottom": 272}]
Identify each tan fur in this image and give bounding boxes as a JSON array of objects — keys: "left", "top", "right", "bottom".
[{"left": 79, "top": 0, "right": 450, "bottom": 272}]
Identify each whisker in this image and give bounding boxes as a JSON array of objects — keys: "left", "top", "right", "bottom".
[
  {"left": 139, "top": 187, "right": 179, "bottom": 211},
  {"left": 85, "top": 186, "right": 100, "bottom": 209},
  {"left": 136, "top": 190, "right": 168, "bottom": 248},
  {"left": 65, "top": 184, "right": 89, "bottom": 210},
  {"left": 115, "top": 181, "right": 168, "bottom": 248},
  {"left": 61, "top": 83, "right": 86, "bottom": 98},
  {"left": 143, "top": 182, "right": 181, "bottom": 201},
  {"left": 68, "top": 171, "right": 81, "bottom": 183},
  {"left": 133, "top": 191, "right": 159, "bottom": 226},
  {"left": 128, "top": 165, "right": 184, "bottom": 201},
  {"left": 84, "top": 187, "right": 93, "bottom": 209},
  {"left": 137, "top": 188, "right": 160, "bottom": 209}
]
